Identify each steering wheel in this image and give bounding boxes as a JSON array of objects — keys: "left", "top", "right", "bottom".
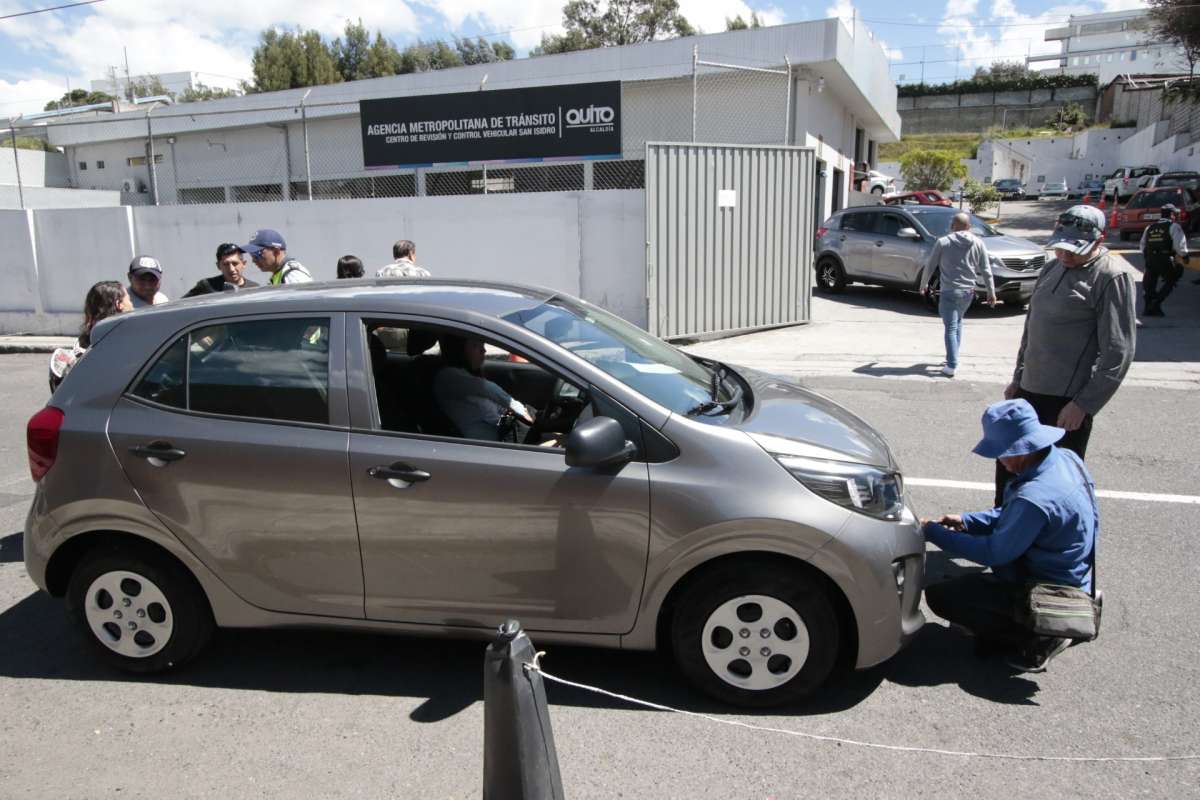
[{"left": 523, "top": 380, "right": 587, "bottom": 445}]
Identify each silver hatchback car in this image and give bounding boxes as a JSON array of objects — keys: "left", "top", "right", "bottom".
[
  {"left": 24, "top": 281, "right": 924, "bottom": 707},
  {"left": 815, "top": 205, "right": 1046, "bottom": 306}
]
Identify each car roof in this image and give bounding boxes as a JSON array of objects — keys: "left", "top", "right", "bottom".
[
  {"left": 1161, "top": 171, "right": 1200, "bottom": 177},
  {"left": 129, "top": 278, "right": 559, "bottom": 321}
]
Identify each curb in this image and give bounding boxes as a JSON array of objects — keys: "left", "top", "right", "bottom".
[{"left": 0, "top": 340, "right": 73, "bottom": 355}]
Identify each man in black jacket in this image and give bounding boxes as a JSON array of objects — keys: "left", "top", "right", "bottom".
[{"left": 184, "top": 243, "right": 260, "bottom": 297}]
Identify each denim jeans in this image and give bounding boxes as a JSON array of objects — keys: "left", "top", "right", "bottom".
[{"left": 938, "top": 289, "right": 975, "bottom": 369}]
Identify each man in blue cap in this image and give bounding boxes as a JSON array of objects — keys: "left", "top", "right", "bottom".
[
  {"left": 922, "top": 398, "right": 1098, "bottom": 673},
  {"left": 243, "top": 228, "right": 312, "bottom": 285}
]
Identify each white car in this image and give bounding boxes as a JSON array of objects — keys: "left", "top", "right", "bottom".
[
  {"left": 1103, "top": 166, "right": 1160, "bottom": 201},
  {"left": 859, "top": 170, "right": 896, "bottom": 195},
  {"left": 1038, "top": 180, "right": 1069, "bottom": 201}
]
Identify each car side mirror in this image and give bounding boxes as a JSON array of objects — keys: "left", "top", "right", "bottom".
[
  {"left": 565, "top": 416, "right": 637, "bottom": 469},
  {"left": 897, "top": 227, "right": 921, "bottom": 240}
]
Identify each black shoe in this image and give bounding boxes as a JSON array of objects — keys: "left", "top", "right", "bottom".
[{"left": 1006, "top": 636, "right": 1071, "bottom": 673}]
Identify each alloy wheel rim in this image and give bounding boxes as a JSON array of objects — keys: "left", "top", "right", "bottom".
[
  {"left": 701, "top": 594, "right": 810, "bottom": 691},
  {"left": 83, "top": 570, "right": 173, "bottom": 658},
  {"left": 820, "top": 264, "right": 837, "bottom": 287}
]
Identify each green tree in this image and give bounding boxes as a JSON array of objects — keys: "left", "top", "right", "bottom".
[
  {"left": 899, "top": 150, "right": 967, "bottom": 191},
  {"left": 455, "top": 36, "right": 515, "bottom": 65},
  {"left": 178, "top": 83, "right": 239, "bottom": 103},
  {"left": 1054, "top": 101, "right": 1088, "bottom": 132},
  {"left": 334, "top": 19, "right": 372, "bottom": 82},
  {"left": 12, "top": 136, "right": 56, "bottom": 151},
  {"left": 971, "top": 60, "right": 1030, "bottom": 83},
  {"left": 249, "top": 28, "right": 341, "bottom": 92},
  {"left": 399, "top": 39, "right": 465, "bottom": 73},
  {"left": 125, "top": 76, "right": 171, "bottom": 101},
  {"left": 531, "top": 0, "right": 694, "bottom": 55},
  {"left": 725, "top": 12, "right": 762, "bottom": 30},
  {"left": 43, "top": 89, "right": 115, "bottom": 111},
  {"left": 364, "top": 32, "right": 401, "bottom": 78},
  {"left": 961, "top": 177, "right": 1000, "bottom": 215},
  {"left": 1149, "top": 0, "right": 1199, "bottom": 80}
]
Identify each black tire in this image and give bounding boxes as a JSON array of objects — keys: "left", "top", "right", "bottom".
[
  {"left": 924, "top": 273, "right": 941, "bottom": 313},
  {"left": 816, "top": 258, "right": 847, "bottom": 293},
  {"left": 66, "top": 544, "right": 213, "bottom": 674},
  {"left": 870, "top": 186, "right": 884, "bottom": 196},
  {"left": 670, "top": 560, "right": 840, "bottom": 708}
]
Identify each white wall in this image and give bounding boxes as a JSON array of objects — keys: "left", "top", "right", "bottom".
[
  {"left": 0, "top": 185, "right": 122, "bottom": 209},
  {"left": 1, "top": 148, "right": 70, "bottom": 187},
  {"left": 0, "top": 191, "right": 649, "bottom": 335}
]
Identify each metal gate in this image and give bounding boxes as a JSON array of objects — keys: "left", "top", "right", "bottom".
[{"left": 645, "top": 142, "right": 814, "bottom": 339}]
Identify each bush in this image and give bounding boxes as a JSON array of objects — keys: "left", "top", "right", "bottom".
[
  {"left": 898, "top": 72, "right": 1097, "bottom": 98},
  {"left": 899, "top": 150, "right": 967, "bottom": 191},
  {"left": 962, "top": 178, "right": 1001, "bottom": 216}
]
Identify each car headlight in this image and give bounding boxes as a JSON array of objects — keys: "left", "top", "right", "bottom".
[{"left": 775, "top": 455, "right": 904, "bottom": 520}]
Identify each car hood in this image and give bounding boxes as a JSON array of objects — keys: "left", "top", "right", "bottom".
[
  {"left": 732, "top": 367, "right": 896, "bottom": 469},
  {"left": 981, "top": 234, "right": 1044, "bottom": 256}
]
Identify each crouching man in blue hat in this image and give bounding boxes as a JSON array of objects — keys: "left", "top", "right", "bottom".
[{"left": 922, "top": 399, "right": 1098, "bottom": 673}]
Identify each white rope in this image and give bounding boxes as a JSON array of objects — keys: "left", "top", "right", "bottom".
[{"left": 525, "top": 663, "right": 1200, "bottom": 764}]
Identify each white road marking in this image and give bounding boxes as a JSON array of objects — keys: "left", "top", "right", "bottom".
[{"left": 906, "top": 477, "right": 1200, "bottom": 505}]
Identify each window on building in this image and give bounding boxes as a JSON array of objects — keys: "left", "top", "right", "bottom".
[
  {"left": 594, "top": 159, "right": 645, "bottom": 190},
  {"left": 426, "top": 163, "right": 584, "bottom": 196},
  {"left": 1071, "top": 57, "right": 1080, "bottom": 66},
  {"left": 1131, "top": 50, "right": 1138, "bottom": 61},
  {"left": 96, "top": 160, "right": 105, "bottom": 169},
  {"left": 287, "top": 175, "right": 416, "bottom": 200},
  {"left": 78, "top": 161, "right": 87, "bottom": 170},
  {"left": 126, "top": 155, "right": 164, "bottom": 166},
  {"left": 178, "top": 187, "right": 227, "bottom": 205},
  {"left": 232, "top": 183, "right": 284, "bottom": 203}
]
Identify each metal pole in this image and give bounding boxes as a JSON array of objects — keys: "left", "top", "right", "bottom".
[
  {"left": 784, "top": 56, "right": 792, "bottom": 145},
  {"left": 301, "top": 88, "right": 313, "bottom": 201},
  {"left": 692, "top": 45, "right": 698, "bottom": 143},
  {"left": 145, "top": 109, "right": 159, "bottom": 206},
  {"left": 8, "top": 122, "right": 24, "bottom": 210}
]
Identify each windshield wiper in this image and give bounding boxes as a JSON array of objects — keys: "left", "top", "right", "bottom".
[{"left": 687, "top": 364, "right": 743, "bottom": 416}]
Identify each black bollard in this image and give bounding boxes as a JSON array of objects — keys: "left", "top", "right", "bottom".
[{"left": 483, "top": 619, "right": 566, "bottom": 800}]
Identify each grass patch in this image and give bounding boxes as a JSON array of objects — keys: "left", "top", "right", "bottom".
[{"left": 880, "top": 125, "right": 1107, "bottom": 162}]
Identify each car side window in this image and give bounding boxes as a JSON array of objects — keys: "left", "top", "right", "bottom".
[
  {"left": 877, "top": 214, "right": 905, "bottom": 237},
  {"left": 840, "top": 212, "right": 874, "bottom": 233},
  {"left": 132, "top": 335, "right": 187, "bottom": 409},
  {"left": 363, "top": 321, "right": 590, "bottom": 450}
]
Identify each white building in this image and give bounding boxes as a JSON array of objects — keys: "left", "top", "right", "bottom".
[
  {"left": 39, "top": 18, "right": 899, "bottom": 224},
  {"left": 1029, "top": 9, "right": 1191, "bottom": 84},
  {"left": 90, "top": 70, "right": 242, "bottom": 99}
]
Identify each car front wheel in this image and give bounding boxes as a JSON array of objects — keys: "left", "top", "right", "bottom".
[
  {"left": 670, "top": 561, "right": 840, "bottom": 707},
  {"left": 816, "top": 258, "right": 847, "bottom": 293},
  {"left": 871, "top": 186, "right": 884, "bottom": 195},
  {"left": 67, "top": 545, "right": 213, "bottom": 674}
]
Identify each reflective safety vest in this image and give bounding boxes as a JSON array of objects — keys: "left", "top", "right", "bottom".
[
  {"left": 270, "top": 259, "right": 310, "bottom": 285},
  {"left": 1143, "top": 221, "right": 1174, "bottom": 257}
]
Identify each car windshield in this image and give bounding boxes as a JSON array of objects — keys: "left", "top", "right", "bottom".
[
  {"left": 905, "top": 208, "right": 999, "bottom": 237},
  {"left": 504, "top": 297, "right": 738, "bottom": 417},
  {"left": 1129, "top": 189, "right": 1183, "bottom": 209},
  {"left": 996, "top": 180, "right": 1018, "bottom": 187}
]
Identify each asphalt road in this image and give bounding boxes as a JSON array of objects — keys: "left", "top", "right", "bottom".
[{"left": 2, "top": 207, "right": 1198, "bottom": 798}]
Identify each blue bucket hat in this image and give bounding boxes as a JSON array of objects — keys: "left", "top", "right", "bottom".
[{"left": 972, "top": 399, "right": 1065, "bottom": 459}]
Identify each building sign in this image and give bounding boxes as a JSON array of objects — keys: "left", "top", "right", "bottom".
[{"left": 359, "top": 81, "right": 622, "bottom": 168}]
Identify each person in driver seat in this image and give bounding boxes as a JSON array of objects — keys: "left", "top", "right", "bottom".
[{"left": 434, "top": 334, "right": 534, "bottom": 441}]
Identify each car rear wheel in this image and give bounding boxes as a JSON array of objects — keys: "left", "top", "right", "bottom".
[
  {"left": 816, "top": 258, "right": 847, "bottom": 293},
  {"left": 670, "top": 561, "right": 839, "bottom": 707},
  {"left": 871, "top": 186, "right": 884, "bottom": 195},
  {"left": 67, "top": 545, "right": 213, "bottom": 674}
]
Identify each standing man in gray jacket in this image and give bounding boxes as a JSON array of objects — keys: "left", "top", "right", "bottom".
[
  {"left": 920, "top": 212, "right": 997, "bottom": 377},
  {"left": 997, "top": 204, "right": 1136, "bottom": 504}
]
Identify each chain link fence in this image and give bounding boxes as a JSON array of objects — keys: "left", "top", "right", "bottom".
[{"left": 15, "top": 50, "right": 793, "bottom": 208}]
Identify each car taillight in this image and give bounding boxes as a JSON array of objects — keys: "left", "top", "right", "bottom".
[
  {"left": 27, "top": 406, "right": 64, "bottom": 482},
  {"left": 815, "top": 227, "right": 828, "bottom": 240}
]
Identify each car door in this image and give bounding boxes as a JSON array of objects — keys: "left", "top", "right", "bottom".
[
  {"left": 346, "top": 316, "right": 652, "bottom": 634},
  {"left": 871, "top": 211, "right": 928, "bottom": 286},
  {"left": 834, "top": 211, "right": 879, "bottom": 281},
  {"left": 108, "top": 313, "right": 365, "bottom": 618}
]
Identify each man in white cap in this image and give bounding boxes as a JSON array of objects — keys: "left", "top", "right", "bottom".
[
  {"left": 127, "top": 255, "right": 169, "bottom": 308},
  {"left": 923, "top": 398, "right": 1099, "bottom": 673},
  {"left": 997, "top": 204, "right": 1135, "bottom": 505}
]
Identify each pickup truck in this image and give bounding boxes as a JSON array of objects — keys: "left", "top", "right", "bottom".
[{"left": 1103, "top": 166, "right": 1160, "bottom": 201}]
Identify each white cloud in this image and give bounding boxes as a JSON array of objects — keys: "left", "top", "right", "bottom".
[
  {"left": 880, "top": 40, "right": 904, "bottom": 61},
  {"left": 935, "top": 0, "right": 1101, "bottom": 79},
  {"left": 826, "top": 0, "right": 856, "bottom": 29},
  {"left": 0, "top": 77, "right": 76, "bottom": 117},
  {"left": 678, "top": 1, "right": 786, "bottom": 33},
  {"left": 418, "top": 0, "right": 563, "bottom": 50}
]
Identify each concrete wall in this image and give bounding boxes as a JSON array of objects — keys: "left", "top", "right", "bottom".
[
  {"left": 0, "top": 191, "right": 648, "bottom": 335},
  {"left": 899, "top": 85, "right": 1100, "bottom": 135},
  {"left": 0, "top": 185, "right": 122, "bottom": 210},
  {"left": 0, "top": 147, "right": 70, "bottom": 187}
]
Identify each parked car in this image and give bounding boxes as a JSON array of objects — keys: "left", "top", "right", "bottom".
[
  {"left": 1144, "top": 171, "right": 1200, "bottom": 198},
  {"left": 1072, "top": 178, "right": 1106, "bottom": 200},
  {"left": 24, "top": 281, "right": 925, "bottom": 708},
  {"left": 1117, "top": 186, "right": 1200, "bottom": 238},
  {"left": 864, "top": 169, "right": 896, "bottom": 196},
  {"left": 992, "top": 178, "right": 1025, "bottom": 200},
  {"left": 1103, "top": 165, "right": 1160, "bottom": 201},
  {"left": 1038, "top": 180, "right": 1070, "bottom": 201},
  {"left": 814, "top": 205, "right": 1046, "bottom": 307},
  {"left": 883, "top": 190, "right": 952, "bottom": 207}
]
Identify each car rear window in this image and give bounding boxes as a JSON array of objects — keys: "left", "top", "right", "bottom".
[
  {"left": 1129, "top": 189, "right": 1183, "bottom": 209},
  {"left": 1158, "top": 174, "right": 1200, "bottom": 191},
  {"left": 132, "top": 317, "right": 330, "bottom": 425}
]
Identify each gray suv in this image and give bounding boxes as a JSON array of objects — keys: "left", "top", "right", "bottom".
[
  {"left": 815, "top": 205, "right": 1046, "bottom": 306},
  {"left": 24, "top": 281, "right": 924, "bottom": 707}
]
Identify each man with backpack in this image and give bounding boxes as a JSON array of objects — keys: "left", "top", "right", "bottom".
[{"left": 1138, "top": 204, "right": 1190, "bottom": 317}]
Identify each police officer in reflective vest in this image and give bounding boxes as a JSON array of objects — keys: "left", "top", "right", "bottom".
[{"left": 1138, "top": 204, "right": 1190, "bottom": 317}]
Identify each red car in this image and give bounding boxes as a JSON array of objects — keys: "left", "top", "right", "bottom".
[
  {"left": 1118, "top": 186, "right": 1200, "bottom": 239},
  {"left": 883, "top": 190, "right": 953, "bottom": 207}
]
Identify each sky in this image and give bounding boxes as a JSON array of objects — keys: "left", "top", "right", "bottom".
[{"left": 0, "top": 0, "right": 1152, "bottom": 117}]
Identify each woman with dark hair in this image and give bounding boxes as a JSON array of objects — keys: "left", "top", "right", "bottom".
[
  {"left": 433, "top": 334, "right": 534, "bottom": 440},
  {"left": 49, "top": 281, "right": 132, "bottom": 392},
  {"left": 336, "top": 255, "right": 365, "bottom": 279}
]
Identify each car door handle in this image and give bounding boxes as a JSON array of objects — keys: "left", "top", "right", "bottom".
[
  {"left": 368, "top": 463, "right": 431, "bottom": 484},
  {"left": 129, "top": 442, "right": 187, "bottom": 466},
  {"left": 874, "top": 240, "right": 884, "bottom": 246}
]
